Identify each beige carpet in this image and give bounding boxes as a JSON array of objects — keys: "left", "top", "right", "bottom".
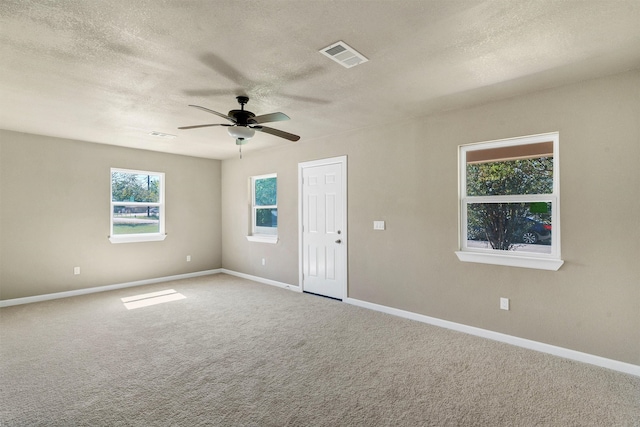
[{"left": 1, "top": 274, "right": 639, "bottom": 426}]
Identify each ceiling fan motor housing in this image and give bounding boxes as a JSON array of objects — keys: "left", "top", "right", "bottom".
[
  {"left": 228, "top": 95, "right": 255, "bottom": 125},
  {"left": 228, "top": 109, "right": 256, "bottom": 125}
]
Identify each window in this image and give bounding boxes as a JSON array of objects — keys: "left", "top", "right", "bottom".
[
  {"left": 109, "top": 168, "right": 166, "bottom": 244},
  {"left": 247, "top": 173, "right": 278, "bottom": 243},
  {"left": 456, "top": 133, "right": 563, "bottom": 270}
]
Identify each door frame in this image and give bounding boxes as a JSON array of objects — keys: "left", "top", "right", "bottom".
[{"left": 298, "top": 156, "right": 348, "bottom": 299}]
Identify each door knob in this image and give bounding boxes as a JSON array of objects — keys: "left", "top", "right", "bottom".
[{"left": 335, "top": 239, "right": 342, "bottom": 244}]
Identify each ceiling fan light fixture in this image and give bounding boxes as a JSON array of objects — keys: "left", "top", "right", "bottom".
[{"left": 227, "top": 126, "right": 255, "bottom": 140}]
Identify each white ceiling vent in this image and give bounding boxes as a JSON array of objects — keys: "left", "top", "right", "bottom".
[{"left": 319, "top": 41, "right": 368, "bottom": 68}]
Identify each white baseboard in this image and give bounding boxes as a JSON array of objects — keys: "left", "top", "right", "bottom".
[
  {"left": 0, "top": 269, "right": 222, "bottom": 308},
  {"left": 0, "top": 268, "right": 298, "bottom": 308},
  {"left": 219, "top": 269, "right": 301, "bottom": 293},
  {"left": 2, "top": 270, "right": 636, "bottom": 378},
  {"left": 345, "top": 297, "right": 640, "bottom": 378}
]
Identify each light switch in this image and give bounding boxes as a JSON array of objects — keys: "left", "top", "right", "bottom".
[{"left": 373, "top": 221, "right": 385, "bottom": 230}]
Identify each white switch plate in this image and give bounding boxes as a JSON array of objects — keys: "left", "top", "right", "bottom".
[
  {"left": 500, "top": 297, "right": 510, "bottom": 310},
  {"left": 73, "top": 267, "right": 80, "bottom": 275},
  {"left": 373, "top": 221, "right": 385, "bottom": 230},
  {"left": 186, "top": 255, "right": 191, "bottom": 262},
  {"left": 262, "top": 258, "right": 266, "bottom": 266}
]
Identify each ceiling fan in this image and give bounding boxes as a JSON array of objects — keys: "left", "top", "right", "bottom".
[{"left": 178, "top": 96, "right": 300, "bottom": 157}]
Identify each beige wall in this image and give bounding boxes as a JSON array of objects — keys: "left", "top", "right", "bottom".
[
  {"left": 0, "top": 131, "right": 222, "bottom": 299},
  {"left": 221, "top": 70, "right": 640, "bottom": 365}
]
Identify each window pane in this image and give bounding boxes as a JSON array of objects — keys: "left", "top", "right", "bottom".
[
  {"left": 466, "top": 156, "right": 553, "bottom": 196},
  {"left": 255, "top": 208, "right": 277, "bottom": 228},
  {"left": 113, "top": 205, "right": 160, "bottom": 235},
  {"left": 112, "top": 172, "right": 160, "bottom": 203},
  {"left": 255, "top": 177, "right": 277, "bottom": 206},
  {"left": 467, "top": 202, "right": 552, "bottom": 254}
]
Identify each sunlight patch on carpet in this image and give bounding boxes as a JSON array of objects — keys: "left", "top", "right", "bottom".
[{"left": 121, "top": 289, "right": 186, "bottom": 310}]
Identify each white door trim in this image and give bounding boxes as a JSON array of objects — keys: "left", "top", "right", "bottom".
[{"left": 298, "top": 156, "right": 348, "bottom": 299}]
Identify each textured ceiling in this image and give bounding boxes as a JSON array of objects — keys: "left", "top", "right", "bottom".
[{"left": 1, "top": 0, "right": 639, "bottom": 159}]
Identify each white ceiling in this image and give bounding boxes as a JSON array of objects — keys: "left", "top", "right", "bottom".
[{"left": 1, "top": 0, "right": 639, "bottom": 159}]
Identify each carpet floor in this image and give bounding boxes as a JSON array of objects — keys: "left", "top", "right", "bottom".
[{"left": 1, "top": 274, "right": 639, "bottom": 426}]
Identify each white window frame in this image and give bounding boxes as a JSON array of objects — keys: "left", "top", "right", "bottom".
[
  {"left": 109, "top": 168, "right": 166, "bottom": 244},
  {"left": 246, "top": 173, "right": 278, "bottom": 244},
  {"left": 455, "top": 132, "right": 563, "bottom": 271}
]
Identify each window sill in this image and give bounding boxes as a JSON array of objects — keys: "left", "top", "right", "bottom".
[
  {"left": 109, "top": 234, "right": 167, "bottom": 244},
  {"left": 455, "top": 251, "right": 563, "bottom": 271},
  {"left": 246, "top": 235, "right": 278, "bottom": 244}
]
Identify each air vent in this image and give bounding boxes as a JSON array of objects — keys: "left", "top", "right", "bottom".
[
  {"left": 149, "top": 131, "right": 176, "bottom": 139},
  {"left": 319, "top": 41, "right": 368, "bottom": 68}
]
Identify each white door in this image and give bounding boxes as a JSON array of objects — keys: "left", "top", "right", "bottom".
[{"left": 299, "top": 157, "right": 347, "bottom": 300}]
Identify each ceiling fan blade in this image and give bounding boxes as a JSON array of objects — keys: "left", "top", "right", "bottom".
[
  {"left": 253, "top": 125, "right": 300, "bottom": 142},
  {"left": 178, "top": 123, "right": 231, "bottom": 130},
  {"left": 188, "top": 105, "right": 236, "bottom": 123},
  {"left": 251, "top": 112, "right": 290, "bottom": 124}
]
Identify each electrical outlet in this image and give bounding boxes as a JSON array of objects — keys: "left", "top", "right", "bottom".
[
  {"left": 500, "top": 297, "right": 510, "bottom": 310},
  {"left": 73, "top": 267, "right": 80, "bottom": 275},
  {"left": 186, "top": 255, "right": 191, "bottom": 262}
]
